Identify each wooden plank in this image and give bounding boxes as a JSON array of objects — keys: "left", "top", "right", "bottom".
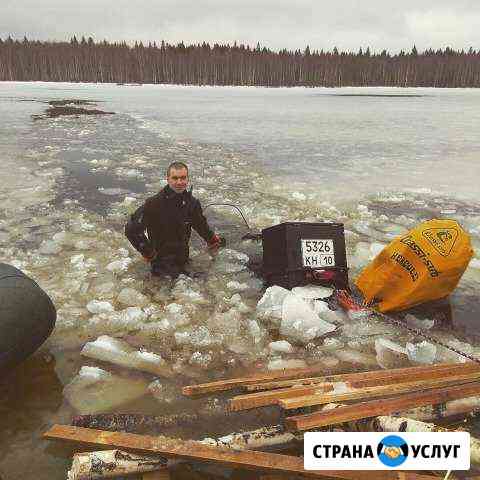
[
  {"left": 142, "top": 470, "right": 171, "bottom": 480},
  {"left": 245, "top": 362, "right": 479, "bottom": 392},
  {"left": 285, "top": 382, "right": 480, "bottom": 431},
  {"left": 229, "top": 383, "right": 333, "bottom": 412},
  {"left": 182, "top": 365, "right": 328, "bottom": 396},
  {"left": 258, "top": 472, "right": 441, "bottom": 480},
  {"left": 44, "top": 424, "right": 398, "bottom": 480},
  {"left": 279, "top": 372, "right": 480, "bottom": 410},
  {"left": 230, "top": 365, "right": 480, "bottom": 412}
]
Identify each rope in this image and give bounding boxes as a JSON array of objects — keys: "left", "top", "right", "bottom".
[{"left": 338, "top": 290, "right": 480, "bottom": 366}]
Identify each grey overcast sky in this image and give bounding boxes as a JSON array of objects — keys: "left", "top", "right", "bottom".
[{"left": 2, "top": 0, "right": 480, "bottom": 53}]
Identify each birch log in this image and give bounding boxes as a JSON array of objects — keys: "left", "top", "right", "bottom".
[
  {"left": 319, "top": 395, "right": 480, "bottom": 424},
  {"left": 67, "top": 425, "right": 302, "bottom": 479},
  {"left": 67, "top": 450, "right": 167, "bottom": 480}
]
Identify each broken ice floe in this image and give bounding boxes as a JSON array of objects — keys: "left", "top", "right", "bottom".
[
  {"left": 106, "top": 258, "right": 132, "bottom": 273},
  {"left": 226, "top": 280, "right": 249, "bottom": 292},
  {"left": 189, "top": 351, "right": 213, "bottom": 368},
  {"left": 404, "top": 314, "right": 434, "bottom": 330},
  {"left": 148, "top": 379, "right": 178, "bottom": 403},
  {"left": 406, "top": 341, "right": 437, "bottom": 364},
  {"left": 333, "top": 348, "right": 377, "bottom": 367},
  {"left": 256, "top": 285, "right": 290, "bottom": 325},
  {"left": 280, "top": 293, "right": 336, "bottom": 344},
  {"left": 117, "top": 287, "right": 149, "bottom": 307},
  {"left": 375, "top": 338, "right": 410, "bottom": 369},
  {"left": 291, "top": 285, "right": 333, "bottom": 299},
  {"left": 86, "top": 300, "right": 115, "bottom": 314},
  {"left": 81, "top": 335, "right": 173, "bottom": 377},
  {"left": 268, "top": 340, "right": 294, "bottom": 354},
  {"left": 267, "top": 358, "right": 307, "bottom": 371},
  {"left": 63, "top": 366, "right": 150, "bottom": 414}
]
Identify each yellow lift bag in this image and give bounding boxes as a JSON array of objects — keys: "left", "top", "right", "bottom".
[{"left": 355, "top": 219, "right": 473, "bottom": 312}]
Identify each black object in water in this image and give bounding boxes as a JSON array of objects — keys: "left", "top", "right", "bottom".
[{"left": 0, "top": 263, "right": 56, "bottom": 372}]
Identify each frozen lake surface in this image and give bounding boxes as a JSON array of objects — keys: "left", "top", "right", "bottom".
[{"left": 1, "top": 82, "right": 480, "bottom": 479}]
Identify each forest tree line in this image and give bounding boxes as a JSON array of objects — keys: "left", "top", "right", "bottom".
[{"left": 1, "top": 36, "right": 480, "bottom": 87}]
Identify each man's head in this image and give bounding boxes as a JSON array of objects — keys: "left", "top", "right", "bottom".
[{"left": 166, "top": 162, "right": 189, "bottom": 193}]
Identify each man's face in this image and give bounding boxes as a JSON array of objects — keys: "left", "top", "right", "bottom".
[{"left": 167, "top": 167, "right": 189, "bottom": 193}]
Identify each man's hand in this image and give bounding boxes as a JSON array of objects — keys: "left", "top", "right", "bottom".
[
  {"left": 208, "top": 234, "right": 225, "bottom": 253},
  {"left": 143, "top": 250, "right": 157, "bottom": 262}
]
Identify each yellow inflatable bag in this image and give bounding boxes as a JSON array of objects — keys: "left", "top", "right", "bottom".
[{"left": 355, "top": 219, "right": 473, "bottom": 312}]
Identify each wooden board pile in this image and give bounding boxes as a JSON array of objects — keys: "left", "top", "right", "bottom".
[{"left": 44, "top": 362, "right": 480, "bottom": 479}]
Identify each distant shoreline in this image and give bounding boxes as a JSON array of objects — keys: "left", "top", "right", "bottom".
[
  {"left": 1, "top": 81, "right": 478, "bottom": 91},
  {"left": 1, "top": 39, "right": 479, "bottom": 88}
]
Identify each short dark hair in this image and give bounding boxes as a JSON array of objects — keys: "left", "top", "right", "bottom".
[{"left": 167, "top": 162, "right": 189, "bottom": 177}]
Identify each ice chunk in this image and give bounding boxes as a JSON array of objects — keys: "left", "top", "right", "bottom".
[
  {"left": 218, "top": 248, "right": 250, "bottom": 264},
  {"left": 176, "top": 287, "right": 208, "bottom": 304},
  {"left": 165, "top": 303, "right": 190, "bottom": 327},
  {"left": 375, "top": 338, "right": 410, "bottom": 369},
  {"left": 332, "top": 382, "right": 350, "bottom": 393},
  {"left": 226, "top": 281, "right": 249, "bottom": 292},
  {"left": 322, "top": 338, "right": 344, "bottom": 351},
  {"left": 53, "top": 231, "right": 68, "bottom": 243},
  {"left": 141, "top": 319, "right": 173, "bottom": 338},
  {"left": 39, "top": 239, "right": 62, "bottom": 254},
  {"left": 226, "top": 293, "right": 250, "bottom": 313},
  {"left": 92, "top": 281, "right": 116, "bottom": 298},
  {"left": 437, "top": 339, "right": 472, "bottom": 364},
  {"left": 70, "top": 254, "right": 86, "bottom": 269},
  {"left": 256, "top": 285, "right": 290, "bottom": 325},
  {"left": 352, "top": 242, "right": 372, "bottom": 266},
  {"left": 342, "top": 318, "right": 391, "bottom": 337},
  {"left": 406, "top": 341, "right": 437, "bottom": 364},
  {"left": 75, "top": 239, "right": 95, "bottom": 250},
  {"left": 216, "top": 262, "right": 247, "bottom": 274},
  {"left": 313, "top": 300, "right": 346, "bottom": 324},
  {"left": 81, "top": 335, "right": 173, "bottom": 377},
  {"left": 267, "top": 358, "right": 307, "bottom": 371},
  {"left": 291, "top": 191, "right": 306, "bottom": 201},
  {"left": 122, "top": 196, "right": 137, "bottom": 207},
  {"left": 292, "top": 285, "right": 333, "bottom": 300},
  {"left": 63, "top": 366, "right": 150, "bottom": 414},
  {"left": 106, "top": 258, "right": 132, "bottom": 272},
  {"left": 404, "top": 314, "right": 434, "bottom": 330},
  {"left": 148, "top": 380, "right": 177, "bottom": 403},
  {"left": 322, "top": 356, "right": 340, "bottom": 368},
  {"left": 189, "top": 351, "right": 213, "bottom": 368},
  {"left": 280, "top": 293, "right": 336, "bottom": 344},
  {"left": 268, "top": 340, "right": 294, "bottom": 354},
  {"left": 117, "top": 287, "right": 149, "bottom": 307},
  {"left": 86, "top": 300, "right": 114, "bottom": 314},
  {"left": 248, "top": 320, "right": 266, "bottom": 344},
  {"left": 333, "top": 348, "right": 377, "bottom": 367},
  {"left": 175, "top": 326, "right": 220, "bottom": 348},
  {"left": 470, "top": 258, "right": 480, "bottom": 269},
  {"left": 174, "top": 331, "right": 191, "bottom": 346},
  {"left": 114, "top": 307, "right": 147, "bottom": 329},
  {"left": 227, "top": 339, "right": 251, "bottom": 354},
  {"left": 370, "top": 242, "right": 386, "bottom": 257}
]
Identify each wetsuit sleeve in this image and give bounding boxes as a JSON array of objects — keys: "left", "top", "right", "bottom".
[
  {"left": 124, "top": 204, "right": 155, "bottom": 257},
  {"left": 191, "top": 200, "right": 214, "bottom": 243}
]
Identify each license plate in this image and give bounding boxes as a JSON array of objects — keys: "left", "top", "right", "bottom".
[{"left": 301, "top": 239, "right": 335, "bottom": 267}]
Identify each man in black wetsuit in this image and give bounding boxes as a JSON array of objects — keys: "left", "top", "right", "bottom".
[{"left": 125, "top": 162, "right": 223, "bottom": 278}]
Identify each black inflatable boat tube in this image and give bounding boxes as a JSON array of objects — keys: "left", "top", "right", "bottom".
[{"left": 0, "top": 263, "right": 56, "bottom": 372}]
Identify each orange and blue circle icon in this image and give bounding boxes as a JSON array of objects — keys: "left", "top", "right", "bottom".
[{"left": 377, "top": 435, "right": 409, "bottom": 467}]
